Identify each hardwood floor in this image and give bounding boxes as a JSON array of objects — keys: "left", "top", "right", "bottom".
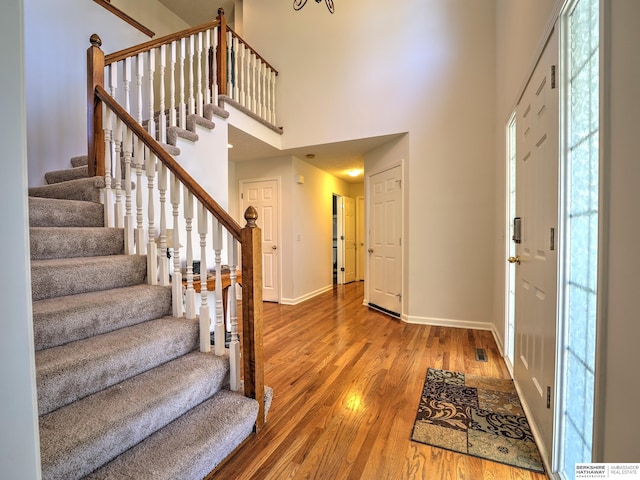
[{"left": 208, "top": 282, "right": 548, "bottom": 480}]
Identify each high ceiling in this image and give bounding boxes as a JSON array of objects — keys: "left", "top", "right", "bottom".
[{"left": 157, "top": 1, "right": 398, "bottom": 184}]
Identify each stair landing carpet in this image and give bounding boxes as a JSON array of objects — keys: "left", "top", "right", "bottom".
[{"left": 410, "top": 368, "right": 545, "bottom": 473}]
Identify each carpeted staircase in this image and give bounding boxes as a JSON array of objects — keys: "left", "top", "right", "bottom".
[{"left": 29, "top": 156, "right": 263, "bottom": 479}]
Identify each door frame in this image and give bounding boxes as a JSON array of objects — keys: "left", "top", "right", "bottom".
[
  {"left": 364, "top": 161, "right": 405, "bottom": 317},
  {"left": 239, "top": 176, "right": 282, "bottom": 303}
]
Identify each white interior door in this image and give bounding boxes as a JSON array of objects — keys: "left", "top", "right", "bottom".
[
  {"left": 356, "top": 196, "right": 365, "bottom": 281},
  {"left": 513, "top": 27, "right": 558, "bottom": 457},
  {"left": 368, "top": 165, "right": 402, "bottom": 316},
  {"left": 343, "top": 196, "right": 356, "bottom": 284},
  {"left": 241, "top": 179, "right": 279, "bottom": 302}
]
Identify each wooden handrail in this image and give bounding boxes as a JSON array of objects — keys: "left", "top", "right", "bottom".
[
  {"left": 104, "top": 19, "right": 221, "bottom": 65},
  {"left": 93, "top": 0, "right": 155, "bottom": 38},
  {"left": 94, "top": 84, "right": 242, "bottom": 240},
  {"left": 227, "top": 26, "right": 279, "bottom": 76}
]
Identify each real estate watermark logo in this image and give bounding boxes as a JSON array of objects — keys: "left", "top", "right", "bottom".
[{"left": 576, "top": 464, "right": 640, "bottom": 479}]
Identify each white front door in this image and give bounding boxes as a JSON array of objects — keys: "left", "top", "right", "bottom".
[
  {"left": 368, "top": 165, "right": 402, "bottom": 316},
  {"left": 241, "top": 179, "right": 279, "bottom": 302},
  {"left": 343, "top": 196, "right": 356, "bottom": 284},
  {"left": 513, "top": 27, "right": 558, "bottom": 456}
]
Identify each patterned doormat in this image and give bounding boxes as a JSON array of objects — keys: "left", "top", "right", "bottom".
[{"left": 410, "top": 368, "right": 545, "bottom": 473}]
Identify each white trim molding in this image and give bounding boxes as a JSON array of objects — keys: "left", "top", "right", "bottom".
[{"left": 281, "top": 284, "right": 333, "bottom": 306}]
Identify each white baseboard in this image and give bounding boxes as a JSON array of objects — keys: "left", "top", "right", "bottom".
[
  {"left": 280, "top": 284, "right": 333, "bottom": 306},
  {"left": 403, "top": 314, "right": 496, "bottom": 333}
]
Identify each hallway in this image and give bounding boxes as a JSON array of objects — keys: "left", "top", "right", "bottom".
[{"left": 209, "top": 282, "right": 547, "bottom": 479}]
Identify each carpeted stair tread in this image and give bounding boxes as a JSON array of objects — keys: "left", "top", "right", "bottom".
[
  {"left": 70, "top": 155, "right": 88, "bottom": 167},
  {"left": 30, "top": 227, "right": 124, "bottom": 260},
  {"left": 85, "top": 389, "right": 258, "bottom": 480},
  {"left": 44, "top": 165, "right": 88, "bottom": 184},
  {"left": 29, "top": 197, "right": 104, "bottom": 227},
  {"left": 36, "top": 315, "right": 199, "bottom": 415},
  {"left": 39, "top": 351, "right": 230, "bottom": 480},
  {"left": 33, "top": 284, "right": 172, "bottom": 351},
  {"left": 31, "top": 254, "right": 147, "bottom": 301},
  {"left": 28, "top": 176, "right": 106, "bottom": 203}
]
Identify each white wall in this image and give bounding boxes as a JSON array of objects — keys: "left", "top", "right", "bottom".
[
  {"left": 1, "top": 1, "right": 41, "bottom": 478},
  {"left": 599, "top": 0, "right": 640, "bottom": 462},
  {"left": 110, "top": 0, "right": 189, "bottom": 37},
  {"left": 24, "top": 0, "right": 149, "bottom": 186},
  {"left": 243, "top": 0, "right": 497, "bottom": 326}
]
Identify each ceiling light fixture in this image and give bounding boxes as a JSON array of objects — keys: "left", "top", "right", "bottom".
[
  {"left": 293, "top": 0, "right": 335, "bottom": 14},
  {"left": 227, "top": 143, "right": 234, "bottom": 149},
  {"left": 347, "top": 169, "right": 362, "bottom": 177}
]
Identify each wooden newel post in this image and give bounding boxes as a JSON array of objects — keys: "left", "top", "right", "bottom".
[
  {"left": 87, "top": 34, "right": 105, "bottom": 177},
  {"left": 241, "top": 206, "right": 265, "bottom": 431},
  {"left": 216, "top": 8, "right": 228, "bottom": 97}
]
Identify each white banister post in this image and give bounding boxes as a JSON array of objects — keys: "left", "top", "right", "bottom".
[
  {"left": 203, "top": 29, "right": 212, "bottom": 105},
  {"left": 123, "top": 126, "right": 134, "bottom": 255},
  {"left": 228, "top": 233, "right": 240, "bottom": 391},
  {"left": 198, "top": 203, "right": 211, "bottom": 352},
  {"left": 136, "top": 53, "right": 144, "bottom": 124},
  {"left": 179, "top": 38, "right": 186, "bottom": 128},
  {"left": 226, "top": 31, "right": 233, "bottom": 96},
  {"left": 134, "top": 138, "right": 146, "bottom": 255},
  {"left": 212, "top": 27, "right": 219, "bottom": 105},
  {"left": 232, "top": 35, "right": 240, "bottom": 101},
  {"left": 196, "top": 32, "right": 204, "bottom": 116},
  {"left": 157, "top": 162, "right": 169, "bottom": 286},
  {"left": 123, "top": 57, "right": 132, "bottom": 115},
  {"left": 102, "top": 104, "right": 114, "bottom": 228},
  {"left": 184, "top": 189, "right": 196, "bottom": 319},
  {"left": 212, "top": 218, "right": 225, "bottom": 356},
  {"left": 170, "top": 41, "right": 177, "bottom": 127},
  {"left": 170, "top": 173, "right": 183, "bottom": 317},
  {"left": 271, "top": 70, "right": 277, "bottom": 125},
  {"left": 147, "top": 49, "right": 156, "bottom": 138},
  {"left": 113, "top": 117, "right": 123, "bottom": 229},
  {"left": 145, "top": 152, "right": 158, "bottom": 285},
  {"left": 159, "top": 45, "right": 167, "bottom": 144},
  {"left": 188, "top": 34, "right": 195, "bottom": 116}
]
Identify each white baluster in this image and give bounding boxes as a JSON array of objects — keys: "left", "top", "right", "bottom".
[
  {"left": 212, "top": 27, "right": 219, "bottom": 105},
  {"left": 123, "top": 57, "right": 132, "bottom": 116},
  {"left": 146, "top": 152, "right": 157, "bottom": 285},
  {"left": 103, "top": 105, "right": 114, "bottom": 228},
  {"left": 228, "top": 233, "right": 240, "bottom": 391},
  {"left": 169, "top": 41, "right": 177, "bottom": 127},
  {"left": 113, "top": 117, "right": 123, "bottom": 229},
  {"left": 196, "top": 32, "right": 204, "bottom": 117},
  {"left": 198, "top": 203, "right": 211, "bottom": 353},
  {"left": 179, "top": 38, "right": 186, "bottom": 128},
  {"left": 232, "top": 35, "right": 240, "bottom": 101},
  {"left": 136, "top": 53, "right": 144, "bottom": 124},
  {"left": 203, "top": 29, "right": 212, "bottom": 106},
  {"left": 170, "top": 173, "right": 183, "bottom": 317},
  {"left": 212, "top": 218, "right": 225, "bottom": 356},
  {"left": 188, "top": 34, "right": 195, "bottom": 116},
  {"left": 147, "top": 49, "right": 156, "bottom": 138},
  {"left": 122, "top": 126, "right": 134, "bottom": 254},
  {"left": 226, "top": 31, "right": 233, "bottom": 96},
  {"left": 184, "top": 189, "right": 196, "bottom": 319},
  {"left": 158, "top": 44, "right": 167, "bottom": 144},
  {"left": 157, "top": 162, "right": 169, "bottom": 286},
  {"left": 109, "top": 61, "right": 118, "bottom": 103},
  {"left": 250, "top": 53, "right": 257, "bottom": 114},
  {"left": 134, "top": 138, "right": 146, "bottom": 255},
  {"left": 266, "top": 67, "right": 272, "bottom": 124},
  {"left": 271, "top": 70, "right": 277, "bottom": 125},
  {"left": 239, "top": 42, "right": 247, "bottom": 108}
]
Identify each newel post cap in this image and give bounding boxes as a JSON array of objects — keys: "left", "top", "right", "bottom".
[
  {"left": 89, "top": 34, "right": 102, "bottom": 48},
  {"left": 244, "top": 206, "right": 258, "bottom": 228}
]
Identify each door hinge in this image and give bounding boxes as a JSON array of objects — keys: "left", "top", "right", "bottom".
[
  {"left": 551, "top": 65, "right": 556, "bottom": 89},
  {"left": 241, "top": 192, "right": 244, "bottom": 199},
  {"left": 546, "top": 386, "right": 552, "bottom": 408},
  {"left": 550, "top": 227, "right": 555, "bottom": 251},
  {"left": 399, "top": 237, "right": 402, "bottom": 246},
  {"left": 340, "top": 267, "right": 345, "bottom": 272}
]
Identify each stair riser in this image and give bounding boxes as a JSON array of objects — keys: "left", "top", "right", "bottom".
[
  {"left": 39, "top": 352, "right": 230, "bottom": 480},
  {"left": 36, "top": 317, "right": 199, "bottom": 415},
  {"left": 31, "top": 255, "right": 147, "bottom": 301},
  {"left": 33, "top": 285, "right": 172, "bottom": 351},
  {"left": 30, "top": 228, "right": 124, "bottom": 260},
  {"left": 29, "top": 197, "right": 104, "bottom": 228}
]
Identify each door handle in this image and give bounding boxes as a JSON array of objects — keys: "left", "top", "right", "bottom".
[
  {"left": 272, "top": 245, "right": 277, "bottom": 250},
  {"left": 507, "top": 256, "right": 521, "bottom": 265},
  {"left": 368, "top": 248, "right": 374, "bottom": 253}
]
